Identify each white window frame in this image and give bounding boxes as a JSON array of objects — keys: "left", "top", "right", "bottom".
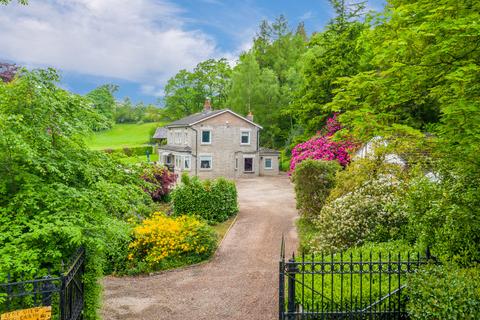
[
  {"left": 174, "top": 131, "right": 182, "bottom": 144},
  {"left": 243, "top": 156, "right": 255, "bottom": 173},
  {"left": 175, "top": 155, "right": 181, "bottom": 168},
  {"left": 199, "top": 154, "right": 213, "bottom": 170},
  {"left": 183, "top": 155, "right": 191, "bottom": 171},
  {"left": 201, "top": 130, "right": 212, "bottom": 144},
  {"left": 264, "top": 157, "right": 273, "bottom": 170},
  {"left": 184, "top": 132, "right": 188, "bottom": 145},
  {"left": 240, "top": 130, "right": 251, "bottom": 145}
]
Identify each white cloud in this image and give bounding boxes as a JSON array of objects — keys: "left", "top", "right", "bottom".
[{"left": 0, "top": 0, "right": 224, "bottom": 88}]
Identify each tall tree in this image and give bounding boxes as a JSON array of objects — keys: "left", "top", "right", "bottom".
[
  {"left": 227, "top": 53, "right": 281, "bottom": 146},
  {"left": 163, "top": 59, "right": 232, "bottom": 120},
  {"left": 86, "top": 84, "right": 118, "bottom": 130},
  {"left": 288, "top": 1, "right": 368, "bottom": 136}
]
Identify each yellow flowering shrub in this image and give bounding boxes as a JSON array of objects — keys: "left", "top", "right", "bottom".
[{"left": 128, "top": 212, "right": 217, "bottom": 271}]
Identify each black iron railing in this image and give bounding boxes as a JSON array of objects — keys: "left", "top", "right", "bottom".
[
  {"left": 0, "top": 247, "right": 85, "bottom": 320},
  {"left": 279, "top": 238, "right": 429, "bottom": 319}
]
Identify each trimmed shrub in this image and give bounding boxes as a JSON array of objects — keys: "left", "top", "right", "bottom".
[
  {"left": 103, "top": 145, "right": 153, "bottom": 157},
  {"left": 311, "top": 177, "right": 406, "bottom": 252},
  {"left": 407, "top": 264, "right": 480, "bottom": 320},
  {"left": 292, "top": 159, "right": 341, "bottom": 220},
  {"left": 171, "top": 175, "right": 238, "bottom": 224},
  {"left": 128, "top": 212, "right": 217, "bottom": 272},
  {"left": 140, "top": 164, "right": 177, "bottom": 202}
]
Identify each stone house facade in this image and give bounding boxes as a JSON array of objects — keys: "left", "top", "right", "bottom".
[{"left": 155, "top": 99, "right": 280, "bottom": 179}]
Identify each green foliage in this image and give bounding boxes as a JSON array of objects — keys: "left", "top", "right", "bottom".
[
  {"left": 127, "top": 213, "right": 217, "bottom": 274},
  {"left": 86, "top": 85, "right": 118, "bottom": 130},
  {"left": 171, "top": 175, "right": 238, "bottom": 224},
  {"left": 295, "top": 241, "right": 416, "bottom": 309},
  {"left": 313, "top": 177, "right": 406, "bottom": 252},
  {"left": 289, "top": 13, "right": 367, "bottom": 135},
  {"left": 0, "top": 68, "right": 153, "bottom": 319},
  {"left": 104, "top": 145, "right": 153, "bottom": 157},
  {"left": 114, "top": 98, "right": 162, "bottom": 124},
  {"left": 291, "top": 160, "right": 340, "bottom": 220},
  {"left": 163, "top": 59, "right": 232, "bottom": 120},
  {"left": 403, "top": 170, "right": 480, "bottom": 266},
  {"left": 407, "top": 264, "right": 480, "bottom": 320}
]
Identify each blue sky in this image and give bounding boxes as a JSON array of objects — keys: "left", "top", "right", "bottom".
[{"left": 0, "top": 0, "right": 385, "bottom": 104}]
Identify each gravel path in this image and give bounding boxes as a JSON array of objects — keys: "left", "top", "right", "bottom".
[{"left": 101, "top": 175, "right": 298, "bottom": 320}]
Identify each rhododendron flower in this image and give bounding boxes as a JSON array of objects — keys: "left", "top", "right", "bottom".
[{"left": 290, "top": 114, "right": 356, "bottom": 172}]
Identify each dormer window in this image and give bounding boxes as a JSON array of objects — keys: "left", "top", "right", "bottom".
[
  {"left": 241, "top": 131, "right": 250, "bottom": 145},
  {"left": 201, "top": 130, "right": 211, "bottom": 144}
]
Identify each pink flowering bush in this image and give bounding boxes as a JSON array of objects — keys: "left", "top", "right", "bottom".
[{"left": 290, "top": 114, "right": 356, "bottom": 172}]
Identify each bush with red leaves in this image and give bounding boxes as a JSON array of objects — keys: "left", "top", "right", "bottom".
[{"left": 141, "top": 164, "right": 177, "bottom": 202}]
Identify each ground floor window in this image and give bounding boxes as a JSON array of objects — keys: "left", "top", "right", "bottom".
[
  {"left": 264, "top": 157, "right": 273, "bottom": 169},
  {"left": 200, "top": 155, "right": 212, "bottom": 170},
  {"left": 244, "top": 157, "right": 254, "bottom": 173},
  {"left": 183, "top": 155, "right": 191, "bottom": 170}
]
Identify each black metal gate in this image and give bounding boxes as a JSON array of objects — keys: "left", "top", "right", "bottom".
[
  {"left": 279, "top": 239, "right": 428, "bottom": 319},
  {"left": 0, "top": 247, "right": 85, "bottom": 320}
]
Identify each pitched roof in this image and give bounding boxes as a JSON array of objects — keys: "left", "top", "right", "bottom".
[
  {"left": 259, "top": 147, "right": 280, "bottom": 155},
  {"left": 152, "top": 127, "right": 168, "bottom": 139},
  {"left": 158, "top": 145, "right": 192, "bottom": 153},
  {"left": 165, "top": 109, "right": 263, "bottom": 129}
]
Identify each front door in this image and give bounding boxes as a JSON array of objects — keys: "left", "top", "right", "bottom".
[{"left": 244, "top": 157, "right": 254, "bottom": 173}]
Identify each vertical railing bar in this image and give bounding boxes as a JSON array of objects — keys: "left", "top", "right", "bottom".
[
  {"left": 340, "top": 251, "right": 343, "bottom": 310},
  {"left": 302, "top": 251, "right": 305, "bottom": 317},
  {"left": 369, "top": 251, "right": 372, "bottom": 320},
  {"left": 397, "top": 252, "right": 401, "bottom": 320},
  {"left": 311, "top": 252, "right": 314, "bottom": 314},
  {"left": 330, "top": 252, "right": 334, "bottom": 314},
  {"left": 350, "top": 252, "right": 353, "bottom": 313},
  {"left": 388, "top": 251, "right": 391, "bottom": 313},
  {"left": 379, "top": 251, "right": 382, "bottom": 315},
  {"left": 321, "top": 252, "right": 324, "bottom": 314},
  {"left": 359, "top": 252, "right": 363, "bottom": 310}
]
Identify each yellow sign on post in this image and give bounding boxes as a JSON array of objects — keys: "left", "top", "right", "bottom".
[{"left": 0, "top": 306, "right": 51, "bottom": 320}]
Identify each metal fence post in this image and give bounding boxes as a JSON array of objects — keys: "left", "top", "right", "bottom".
[
  {"left": 279, "top": 259, "right": 285, "bottom": 320},
  {"left": 287, "top": 256, "right": 297, "bottom": 320}
]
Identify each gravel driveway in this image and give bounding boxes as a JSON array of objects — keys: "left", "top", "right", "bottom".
[{"left": 101, "top": 175, "right": 298, "bottom": 320}]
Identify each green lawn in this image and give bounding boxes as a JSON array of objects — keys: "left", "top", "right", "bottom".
[{"left": 86, "top": 122, "right": 164, "bottom": 150}]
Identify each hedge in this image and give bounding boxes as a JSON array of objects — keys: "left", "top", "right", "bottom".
[
  {"left": 171, "top": 174, "right": 238, "bottom": 224},
  {"left": 407, "top": 264, "right": 480, "bottom": 319},
  {"left": 103, "top": 145, "right": 153, "bottom": 157},
  {"left": 292, "top": 159, "right": 341, "bottom": 220}
]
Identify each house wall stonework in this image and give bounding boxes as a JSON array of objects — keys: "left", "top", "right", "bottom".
[
  {"left": 193, "top": 112, "right": 259, "bottom": 179},
  {"left": 157, "top": 109, "right": 279, "bottom": 180}
]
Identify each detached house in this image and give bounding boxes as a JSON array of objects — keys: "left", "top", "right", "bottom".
[{"left": 155, "top": 99, "right": 280, "bottom": 179}]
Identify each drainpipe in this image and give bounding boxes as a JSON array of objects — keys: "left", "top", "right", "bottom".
[{"left": 191, "top": 126, "right": 198, "bottom": 176}]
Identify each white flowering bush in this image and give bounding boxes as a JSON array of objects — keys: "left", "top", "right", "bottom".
[{"left": 310, "top": 177, "right": 406, "bottom": 252}]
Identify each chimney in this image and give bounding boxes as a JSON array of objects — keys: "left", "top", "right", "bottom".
[
  {"left": 246, "top": 111, "right": 254, "bottom": 122},
  {"left": 204, "top": 98, "right": 212, "bottom": 112}
]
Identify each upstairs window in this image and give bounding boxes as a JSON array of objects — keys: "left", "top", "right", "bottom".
[
  {"left": 241, "top": 131, "right": 250, "bottom": 145},
  {"left": 175, "top": 132, "right": 182, "bottom": 144},
  {"left": 201, "top": 130, "right": 211, "bottom": 144},
  {"left": 184, "top": 132, "right": 188, "bottom": 144}
]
